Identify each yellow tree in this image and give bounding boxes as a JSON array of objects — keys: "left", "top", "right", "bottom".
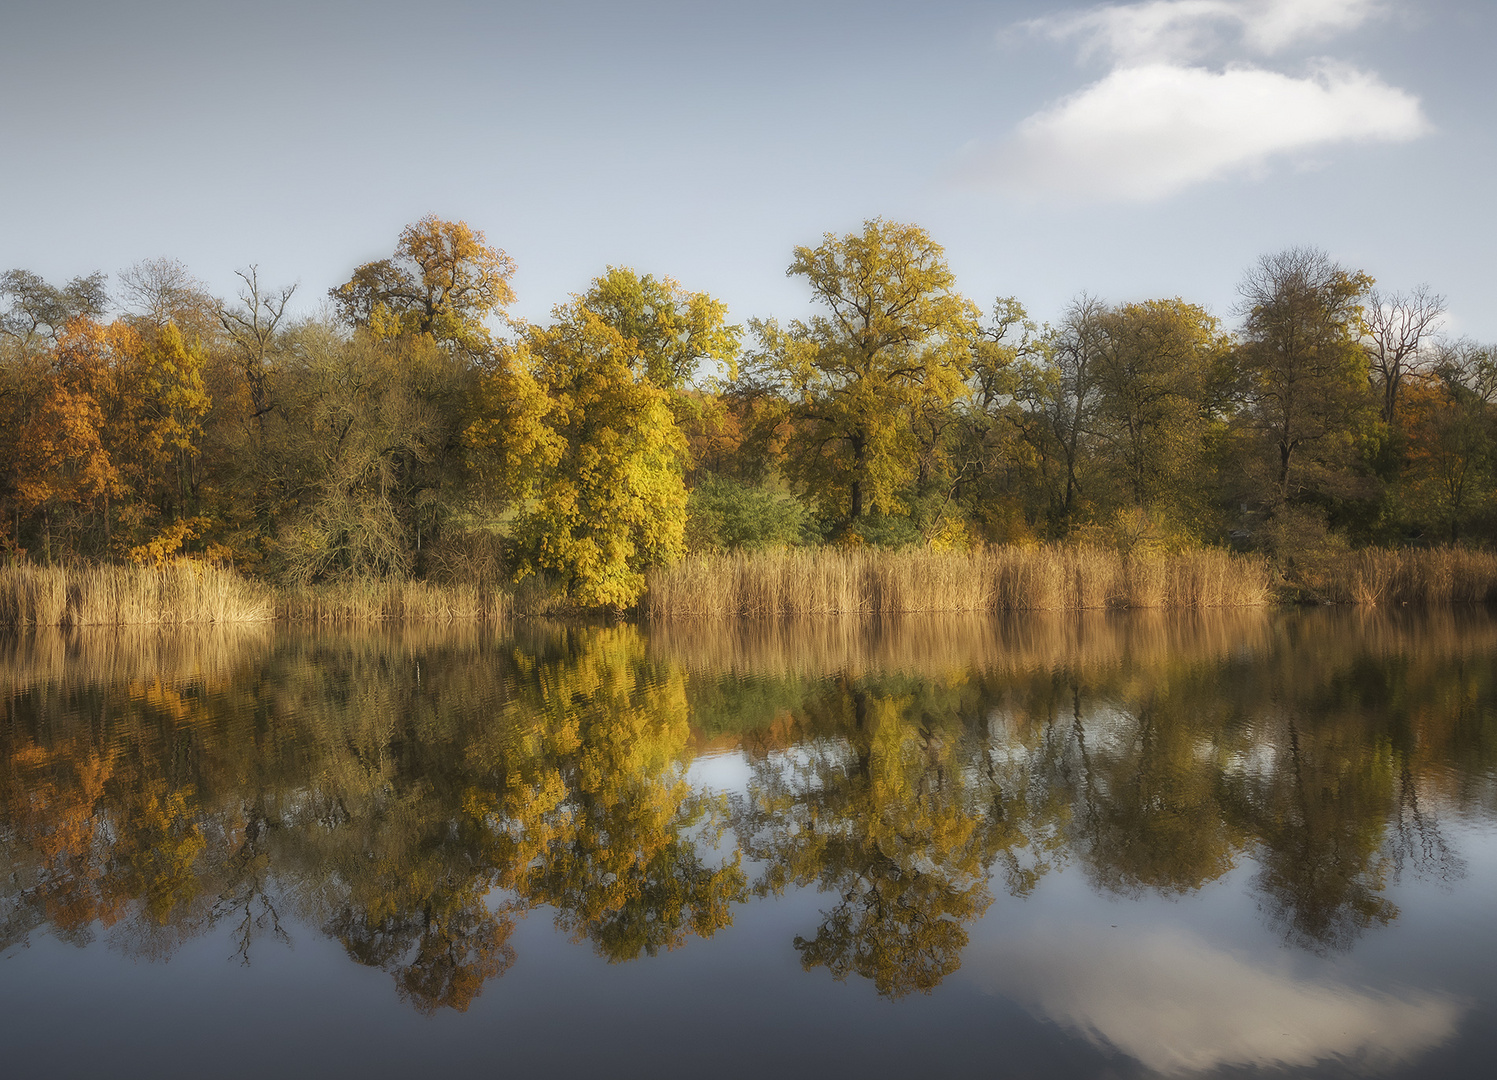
[
  {"left": 581, "top": 267, "right": 740, "bottom": 392},
  {"left": 504, "top": 300, "right": 689, "bottom": 609},
  {"left": 114, "top": 322, "right": 213, "bottom": 556},
  {"left": 328, "top": 216, "right": 515, "bottom": 353},
  {"left": 745, "top": 220, "right": 979, "bottom": 529}
]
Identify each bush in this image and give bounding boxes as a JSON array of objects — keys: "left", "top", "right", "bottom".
[{"left": 686, "top": 475, "right": 807, "bottom": 553}]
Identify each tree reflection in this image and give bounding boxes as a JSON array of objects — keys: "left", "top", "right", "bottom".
[
  {"left": 735, "top": 676, "right": 1051, "bottom": 997},
  {"left": 0, "top": 611, "right": 1494, "bottom": 1009},
  {"left": 495, "top": 627, "right": 746, "bottom": 961}
]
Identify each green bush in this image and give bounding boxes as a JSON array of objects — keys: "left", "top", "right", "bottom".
[{"left": 686, "top": 475, "right": 807, "bottom": 553}]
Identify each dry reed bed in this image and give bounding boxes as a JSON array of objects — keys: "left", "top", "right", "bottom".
[
  {"left": 1324, "top": 547, "right": 1497, "bottom": 605},
  {"left": 0, "top": 563, "right": 273, "bottom": 626},
  {"left": 643, "top": 545, "right": 1273, "bottom": 619},
  {"left": 0, "top": 564, "right": 509, "bottom": 627}
]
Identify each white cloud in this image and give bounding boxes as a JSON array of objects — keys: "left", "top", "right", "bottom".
[
  {"left": 1032, "top": 0, "right": 1387, "bottom": 64},
  {"left": 984, "top": 61, "right": 1426, "bottom": 201},
  {"left": 971, "top": 925, "right": 1464, "bottom": 1075},
  {"left": 973, "top": 0, "right": 1423, "bottom": 201}
]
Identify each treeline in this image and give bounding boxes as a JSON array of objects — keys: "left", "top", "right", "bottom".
[{"left": 3, "top": 216, "right": 1493, "bottom": 607}]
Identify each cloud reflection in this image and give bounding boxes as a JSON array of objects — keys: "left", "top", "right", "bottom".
[{"left": 972, "top": 925, "right": 1463, "bottom": 1074}]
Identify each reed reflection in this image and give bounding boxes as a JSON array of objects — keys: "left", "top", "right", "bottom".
[{"left": 1, "top": 609, "right": 1493, "bottom": 1011}]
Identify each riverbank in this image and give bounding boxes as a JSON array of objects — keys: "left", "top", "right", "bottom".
[{"left": 3, "top": 543, "right": 1496, "bottom": 626}]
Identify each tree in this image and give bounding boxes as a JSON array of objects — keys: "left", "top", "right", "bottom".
[
  {"left": 1363, "top": 285, "right": 1445, "bottom": 426},
  {"left": 111, "top": 321, "right": 213, "bottom": 555},
  {"left": 1236, "top": 248, "right": 1374, "bottom": 510},
  {"left": 954, "top": 298, "right": 1053, "bottom": 541},
  {"left": 0, "top": 269, "right": 108, "bottom": 358},
  {"left": 217, "top": 266, "right": 296, "bottom": 434},
  {"left": 744, "top": 220, "right": 979, "bottom": 529},
  {"left": 1023, "top": 296, "right": 1108, "bottom": 524},
  {"left": 328, "top": 216, "right": 514, "bottom": 351},
  {"left": 505, "top": 300, "right": 689, "bottom": 608},
  {"left": 10, "top": 319, "right": 129, "bottom": 559},
  {"left": 118, "top": 257, "right": 220, "bottom": 343},
  {"left": 274, "top": 328, "right": 469, "bottom": 582},
  {"left": 1402, "top": 353, "right": 1496, "bottom": 541},
  {"left": 580, "top": 267, "right": 740, "bottom": 392},
  {"left": 1091, "top": 298, "right": 1232, "bottom": 518}
]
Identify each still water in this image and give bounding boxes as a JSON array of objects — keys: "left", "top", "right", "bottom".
[{"left": 2, "top": 611, "right": 1495, "bottom": 1079}]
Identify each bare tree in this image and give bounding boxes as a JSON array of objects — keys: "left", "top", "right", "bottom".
[
  {"left": 0, "top": 268, "right": 108, "bottom": 356},
  {"left": 1363, "top": 285, "right": 1445, "bottom": 424},
  {"left": 118, "top": 257, "right": 216, "bottom": 333},
  {"left": 218, "top": 266, "right": 297, "bottom": 430},
  {"left": 1046, "top": 294, "right": 1108, "bottom": 517},
  {"left": 1434, "top": 338, "right": 1497, "bottom": 405}
]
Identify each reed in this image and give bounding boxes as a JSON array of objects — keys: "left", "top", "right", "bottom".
[
  {"left": 648, "top": 609, "right": 1276, "bottom": 679},
  {"left": 0, "top": 563, "right": 510, "bottom": 626},
  {"left": 643, "top": 544, "right": 1273, "bottom": 619},
  {"left": 1318, "top": 547, "right": 1497, "bottom": 606},
  {"left": 0, "top": 562, "right": 273, "bottom": 626}
]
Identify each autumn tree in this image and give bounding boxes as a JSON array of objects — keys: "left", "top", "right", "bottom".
[
  {"left": 217, "top": 266, "right": 296, "bottom": 436},
  {"left": 118, "top": 257, "right": 220, "bottom": 344},
  {"left": 0, "top": 269, "right": 108, "bottom": 358},
  {"left": 581, "top": 267, "right": 740, "bottom": 392},
  {"left": 273, "top": 326, "right": 471, "bottom": 582},
  {"left": 743, "top": 220, "right": 979, "bottom": 532},
  {"left": 10, "top": 320, "right": 128, "bottom": 559},
  {"left": 111, "top": 321, "right": 213, "bottom": 557},
  {"left": 502, "top": 298, "right": 689, "bottom": 608},
  {"left": 1, "top": 270, "right": 111, "bottom": 555},
  {"left": 328, "top": 216, "right": 515, "bottom": 352},
  {"left": 953, "top": 298, "right": 1052, "bottom": 541},
  {"left": 1236, "top": 248, "right": 1375, "bottom": 512},
  {"left": 1091, "top": 298, "right": 1234, "bottom": 522},
  {"left": 1401, "top": 346, "right": 1496, "bottom": 541}
]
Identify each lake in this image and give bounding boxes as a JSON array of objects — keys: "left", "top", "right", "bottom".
[{"left": 2, "top": 610, "right": 1495, "bottom": 1079}]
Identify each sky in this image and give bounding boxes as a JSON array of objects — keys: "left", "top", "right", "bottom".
[{"left": 2, "top": 0, "right": 1494, "bottom": 338}]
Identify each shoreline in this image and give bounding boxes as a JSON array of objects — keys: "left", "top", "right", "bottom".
[{"left": 3, "top": 543, "right": 1496, "bottom": 627}]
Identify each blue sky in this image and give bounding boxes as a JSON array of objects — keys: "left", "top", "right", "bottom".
[{"left": 2, "top": 0, "right": 1493, "bottom": 337}]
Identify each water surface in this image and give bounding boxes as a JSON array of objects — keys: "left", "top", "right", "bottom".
[{"left": 3, "top": 611, "right": 1496, "bottom": 1078}]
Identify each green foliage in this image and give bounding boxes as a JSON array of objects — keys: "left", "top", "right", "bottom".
[
  {"left": 685, "top": 474, "right": 806, "bottom": 553},
  {"left": 1237, "top": 247, "right": 1376, "bottom": 516}
]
